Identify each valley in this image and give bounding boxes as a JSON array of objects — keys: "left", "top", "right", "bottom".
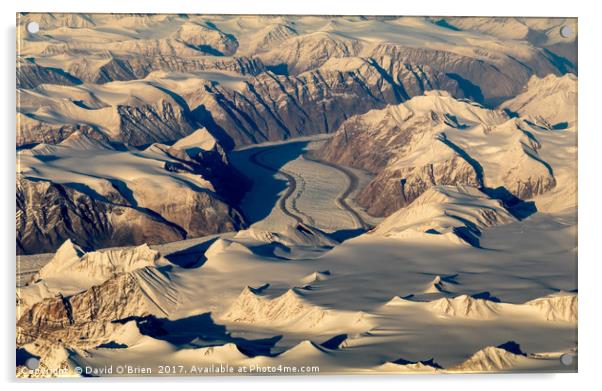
[{"left": 15, "top": 13, "right": 578, "bottom": 377}]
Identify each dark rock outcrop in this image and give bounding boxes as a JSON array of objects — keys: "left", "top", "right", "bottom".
[
  {"left": 187, "top": 60, "right": 465, "bottom": 148},
  {"left": 17, "top": 266, "right": 176, "bottom": 347},
  {"left": 16, "top": 158, "right": 246, "bottom": 254},
  {"left": 17, "top": 57, "right": 81, "bottom": 89}
]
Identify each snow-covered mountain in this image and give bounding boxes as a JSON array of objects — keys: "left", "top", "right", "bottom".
[
  {"left": 371, "top": 185, "right": 517, "bottom": 246},
  {"left": 317, "top": 83, "right": 575, "bottom": 216},
  {"left": 17, "top": 80, "right": 199, "bottom": 147},
  {"left": 17, "top": 131, "right": 248, "bottom": 254},
  {"left": 17, "top": 14, "right": 576, "bottom": 149},
  {"left": 15, "top": 14, "right": 577, "bottom": 377},
  {"left": 502, "top": 73, "right": 577, "bottom": 129}
]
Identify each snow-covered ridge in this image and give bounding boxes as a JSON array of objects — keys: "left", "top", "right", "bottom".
[
  {"left": 18, "top": 239, "right": 176, "bottom": 316},
  {"left": 172, "top": 127, "right": 218, "bottom": 153},
  {"left": 17, "top": 79, "right": 197, "bottom": 146},
  {"left": 17, "top": 129, "right": 246, "bottom": 255},
  {"left": 35, "top": 240, "right": 164, "bottom": 287},
  {"left": 235, "top": 224, "right": 338, "bottom": 248},
  {"left": 371, "top": 185, "right": 517, "bottom": 246},
  {"left": 221, "top": 286, "right": 373, "bottom": 333},
  {"left": 15, "top": 13, "right": 577, "bottom": 376},
  {"left": 18, "top": 265, "right": 179, "bottom": 348},
  {"left": 502, "top": 73, "right": 577, "bottom": 128},
  {"left": 385, "top": 292, "right": 577, "bottom": 323},
  {"left": 317, "top": 89, "right": 569, "bottom": 216},
  {"left": 376, "top": 360, "right": 442, "bottom": 373},
  {"left": 526, "top": 293, "right": 578, "bottom": 322},
  {"left": 448, "top": 346, "right": 527, "bottom": 372},
  {"left": 17, "top": 14, "right": 576, "bottom": 150},
  {"left": 428, "top": 295, "right": 500, "bottom": 319},
  {"left": 362, "top": 90, "right": 508, "bottom": 128}
]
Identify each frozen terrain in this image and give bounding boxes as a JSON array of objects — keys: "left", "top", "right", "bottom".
[
  {"left": 16, "top": 14, "right": 577, "bottom": 377},
  {"left": 17, "top": 133, "right": 577, "bottom": 376},
  {"left": 229, "top": 137, "right": 378, "bottom": 233}
]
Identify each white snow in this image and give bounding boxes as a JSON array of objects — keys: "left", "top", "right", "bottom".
[
  {"left": 172, "top": 128, "right": 218, "bottom": 152},
  {"left": 16, "top": 131, "right": 577, "bottom": 375},
  {"left": 373, "top": 185, "right": 516, "bottom": 244},
  {"left": 15, "top": 14, "right": 577, "bottom": 376},
  {"left": 502, "top": 73, "right": 577, "bottom": 128}
]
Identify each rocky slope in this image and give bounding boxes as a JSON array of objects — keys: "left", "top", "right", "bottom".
[
  {"left": 17, "top": 266, "right": 178, "bottom": 348},
  {"left": 317, "top": 91, "right": 559, "bottom": 216},
  {"left": 17, "top": 132, "right": 247, "bottom": 255},
  {"left": 18, "top": 57, "right": 462, "bottom": 150},
  {"left": 17, "top": 81, "right": 199, "bottom": 147},
  {"left": 14, "top": 14, "right": 577, "bottom": 377},
  {"left": 250, "top": 16, "right": 574, "bottom": 105},
  {"left": 17, "top": 241, "right": 179, "bottom": 350},
  {"left": 16, "top": 174, "right": 182, "bottom": 255},
  {"left": 17, "top": 14, "right": 577, "bottom": 150},
  {"left": 17, "top": 57, "right": 81, "bottom": 89},
  {"left": 367, "top": 43, "right": 565, "bottom": 107},
  {"left": 186, "top": 60, "right": 466, "bottom": 147},
  {"left": 64, "top": 55, "right": 264, "bottom": 85}
]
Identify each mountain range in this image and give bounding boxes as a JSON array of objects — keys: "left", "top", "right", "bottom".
[{"left": 16, "top": 14, "right": 577, "bottom": 377}]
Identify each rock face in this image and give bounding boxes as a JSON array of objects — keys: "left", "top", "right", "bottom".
[
  {"left": 16, "top": 178, "right": 244, "bottom": 256},
  {"left": 17, "top": 136, "right": 247, "bottom": 255},
  {"left": 368, "top": 43, "right": 567, "bottom": 106},
  {"left": 317, "top": 92, "right": 557, "bottom": 217},
  {"left": 16, "top": 175, "right": 182, "bottom": 254},
  {"left": 17, "top": 86, "right": 199, "bottom": 147},
  {"left": 17, "top": 113, "right": 106, "bottom": 148},
  {"left": 17, "top": 14, "right": 576, "bottom": 150},
  {"left": 188, "top": 60, "right": 465, "bottom": 148},
  {"left": 14, "top": 15, "right": 577, "bottom": 377},
  {"left": 17, "top": 266, "right": 178, "bottom": 347},
  {"left": 250, "top": 17, "right": 572, "bottom": 105},
  {"left": 17, "top": 57, "right": 81, "bottom": 89},
  {"left": 115, "top": 98, "right": 198, "bottom": 146},
  {"left": 358, "top": 155, "right": 482, "bottom": 217},
  {"left": 65, "top": 55, "right": 264, "bottom": 85}
]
